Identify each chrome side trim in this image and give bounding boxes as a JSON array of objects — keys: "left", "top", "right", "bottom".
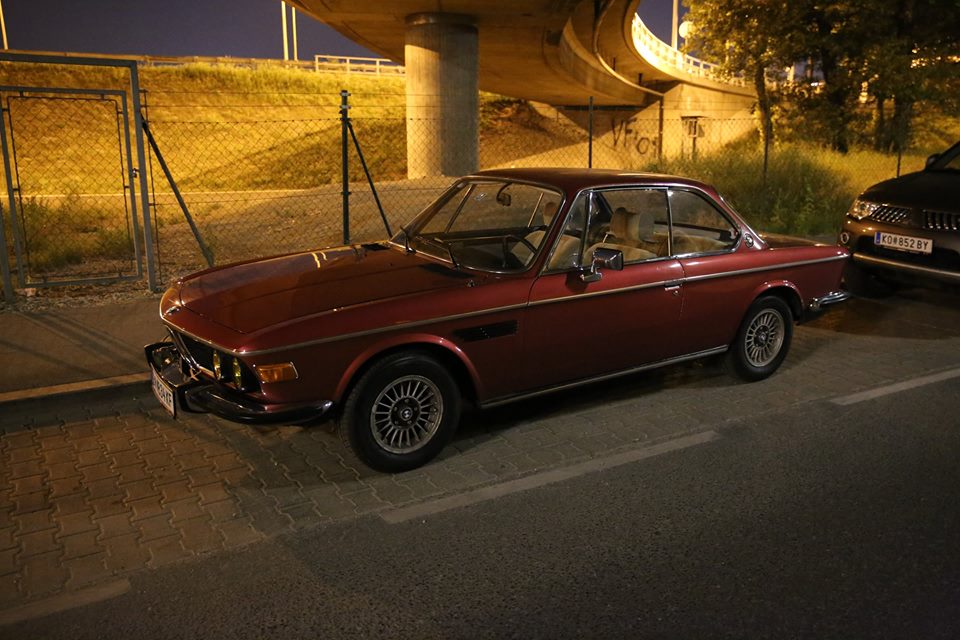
[
  {"left": 528, "top": 278, "right": 676, "bottom": 307},
  {"left": 480, "top": 346, "right": 729, "bottom": 409},
  {"left": 854, "top": 252, "right": 960, "bottom": 282},
  {"left": 683, "top": 254, "right": 848, "bottom": 284}
]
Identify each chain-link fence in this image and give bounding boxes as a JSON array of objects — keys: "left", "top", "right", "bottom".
[
  {"left": 1, "top": 57, "right": 942, "bottom": 294},
  {"left": 143, "top": 89, "right": 928, "bottom": 283}
]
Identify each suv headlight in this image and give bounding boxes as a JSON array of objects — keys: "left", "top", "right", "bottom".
[{"left": 847, "top": 198, "right": 878, "bottom": 221}]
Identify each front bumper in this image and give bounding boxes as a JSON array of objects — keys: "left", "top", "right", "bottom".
[
  {"left": 145, "top": 342, "right": 333, "bottom": 425},
  {"left": 840, "top": 218, "right": 960, "bottom": 285}
]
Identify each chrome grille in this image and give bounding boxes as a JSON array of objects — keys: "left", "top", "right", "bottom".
[
  {"left": 924, "top": 210, "right": 960, "bottom": 232},
  {"left": 869, "top": 205, "right": 910, "bottom": 225}
]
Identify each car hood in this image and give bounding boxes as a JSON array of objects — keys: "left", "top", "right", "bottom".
[
  {"left": 861, "top": 170, "right": 960, "bottom": 211},
  {"left": 177, "top": 244, "right": 474, "bottom": 334}
]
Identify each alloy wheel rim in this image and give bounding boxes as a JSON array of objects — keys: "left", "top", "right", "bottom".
[
  {"left": 744, "top": 309, "right": 785, "bottom": 368},
  {"left": 371, "top": 375, "right": 443, "bottom": 454}
]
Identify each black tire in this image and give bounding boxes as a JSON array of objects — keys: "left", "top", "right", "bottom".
[
  {"left": 843, "top": 261, "right": 898, "bottom": 298},
  {"left": 338, "top": 352, "right": 461, "bottom": 473},
  {"left": 726, "top": 296, "right": 794, "bottom": 382}
]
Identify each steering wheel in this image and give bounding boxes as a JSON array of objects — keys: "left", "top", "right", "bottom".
[{"left": 501, "top": 234, "right": 538, "bottom": 268}]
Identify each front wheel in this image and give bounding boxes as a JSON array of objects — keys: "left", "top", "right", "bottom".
[
  {"left": 726, "top": 296, "right": 793, "bottom": 382},
  {"left": 338, "top": 352, "right": 461, "bottom": 473}
]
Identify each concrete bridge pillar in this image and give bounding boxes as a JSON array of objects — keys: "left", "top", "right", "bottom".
[{"left": 404, "top": 13, "right": 478, "bottom": 179}]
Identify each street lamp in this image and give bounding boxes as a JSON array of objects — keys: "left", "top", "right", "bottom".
[{"left": 0, "top": 0, "right": 9, "bottom": 50}]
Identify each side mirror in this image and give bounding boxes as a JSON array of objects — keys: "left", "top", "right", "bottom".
[
  {"left": 579, "top": 247, "right": 623, "bottom": 283},
  {"left": 926, "top": 153, "right": 940, "bottom": 169}
]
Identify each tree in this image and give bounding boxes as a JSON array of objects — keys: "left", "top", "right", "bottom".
[{"left": 682, "top": 0, "right": 803, "bottom": 165}]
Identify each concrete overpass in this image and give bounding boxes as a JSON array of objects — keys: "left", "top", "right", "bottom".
[{"left": 288, "top": 0, "right": 756, "bottom": 176}]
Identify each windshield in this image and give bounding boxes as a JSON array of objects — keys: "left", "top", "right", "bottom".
[
  {"left": 396, "top": 180, "right": 564, "bottom": 272},
  {"left": 929, "top": 141, "right": 960, "bottom": 171}
]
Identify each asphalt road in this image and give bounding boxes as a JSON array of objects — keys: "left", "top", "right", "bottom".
[{"left": 9, "top": 369, "right": 960, "bottom": 639}]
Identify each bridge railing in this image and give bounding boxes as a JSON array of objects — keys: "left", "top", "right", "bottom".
[
  {"left": 314, "top": 55, "right": 405, "bottom": 77},
  {"left": 630, "top": 15, "right": 746, "bottom": 88}
]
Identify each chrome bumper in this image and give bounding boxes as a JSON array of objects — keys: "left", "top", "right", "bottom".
[
  {"left": 853, "top": 253, "right": 960, "bottom": 284},
  {"left": 808, "top": 290, "right": 852, "bottom": 311},
  {"left": 145, "top": 342, "right": 332, "bottom": 425}
]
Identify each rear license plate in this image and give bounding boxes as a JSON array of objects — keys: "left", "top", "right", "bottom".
[
  {"left": 152, "top": 368, "right": 176, "bottom": 417},
  {"left": 875, "top": 232, "right": 932, "bottom": 254}
]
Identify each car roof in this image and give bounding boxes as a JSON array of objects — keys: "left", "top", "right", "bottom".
[{"left": 469, "top": 167, "right": 715, "bottom": 194}]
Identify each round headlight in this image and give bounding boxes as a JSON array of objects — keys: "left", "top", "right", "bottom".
[{"left": 847, "top": 199, "right": 878, "bottom": 221}]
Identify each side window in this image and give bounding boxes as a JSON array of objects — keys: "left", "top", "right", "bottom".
[
  {"left": 544, "top": 194, "right": 589, "bottom": 271},
  {"left": 668, "top": 190, "right": 738, "bottom": 255},
  {"left": 591, "top": 189, "right": 670, "bottom": 263}
]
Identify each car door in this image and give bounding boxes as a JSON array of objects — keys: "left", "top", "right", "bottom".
[{"left": 522, "top": 188, "right": 685, "bottom": 390}]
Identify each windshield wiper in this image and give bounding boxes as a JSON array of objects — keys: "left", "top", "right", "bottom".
[{"left": 419, "top": 235, "right": 460, "bottom": 269}]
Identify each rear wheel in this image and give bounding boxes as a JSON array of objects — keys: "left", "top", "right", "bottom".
[
  {"left": 726, "top": 296, "right": 793, "bottom": 382},
  {"left": 338, "top": 352, "right": 461, "bottom": 473}
]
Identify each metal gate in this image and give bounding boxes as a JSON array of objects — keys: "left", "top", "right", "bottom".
[{"left": 0, "top": 86, "right": 143, "bottom": 288}]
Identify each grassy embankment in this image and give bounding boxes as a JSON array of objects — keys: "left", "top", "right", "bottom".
[{"left": 1, "top": 61, "right": 955, "bottom": 273}]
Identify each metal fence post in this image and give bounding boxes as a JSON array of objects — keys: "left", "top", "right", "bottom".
[
  {"left": 129, "top": 63, "right": 159, "bottom": 291},
  {"left": 340, "top": 89, "right": 351, "bottom": 245},
  {"left": 588, "top": 96, "right": 594, "bottom": 169}
]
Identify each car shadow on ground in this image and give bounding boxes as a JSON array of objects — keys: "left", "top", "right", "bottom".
[{"left": 806, "top": 286, "right": 960, "bottom": 340}]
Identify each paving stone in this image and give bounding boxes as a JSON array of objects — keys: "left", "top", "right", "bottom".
[
  {"left": 102, "top": 532, "right": 149, "bottom": 573},
  {"left": 152, "top": 464, "right": 187, "bottom": 486},
  {"left": 57, "top": 510, "right": 99, "bottom": 538},
  {"left": 107, "top": 450, "right": 142, "bottom": 469},
  {"left": 48, "top": 476, "right": 85, "bottom": 498},
  {"left": 341, "top": 488, "right": 387, "bottom": 514},
  {"left": 200, "top": 500, "right": 240, "bottom": 523},
  {"left": 10, "top": 475, "right": 44, "bottom": 497},
  {"left": 3, "top": 432, "right": 36, "bottom": 451},
  {"left": 8, "top": 461, "right": 45, "bottom": 480},
  {"left": 18, "top": 528, "right": 59, "bottom": 558},
  {"left": 85, "top": 477, "right": 122, "bottom": 502},
  {"left": 144, "top": 534, "right": 189, "bottom": 569},
  {"left": 7, "top": 445, "right": 41, "bottom": 464},
  {"left": 12, "top": 490, "right": 51, "bottom": 516},
  {"left": 89, "top": 495, "right": 128, "bottom": 519},
  {"left": 185, "top": 466, "right": 222, "bottom": 489},
  {"left": 52, "top": 492, "right": 90, "bottom": 517},
  {"left": 195, "top": 483, "right": 231, "bottom": 506},
  {"left": 216, "top": 518, "right": 264, "bottom": 549},
  {"left": 0, "top": 548, "right": 15, "bottom": 576},
  {"left": 166, "top": 497, "right": 205, "bottom": 524},
  {"left": 368, "top": 481, "right": 415, "bottom": 506},
  {"left": 0, "top": 572, "right": 20, "bottom": 606},
  {"left": 96, "top": 513, "right": 136, "bottom": 540},
  {"left": 78, "top": 462, "right": 117, "bottom": 484},
  {"left": 64, "top": 552, "right": 110, "bottom": 590},
  {"left": 122, "top": 478, "right": 159, "bottom": 503},
  {"left": 14, "top": 510, "right": 55, "bottom": 535},
  {"left": 114, "top": 463, "right": 152, "bottom": 485},
  {"left": 21, "top": 550, "right": 68, "bottom": 597},
  {"left": 135, "top": 513, "right": 177, "bottom": 543},
  {"left": 178, "top": 516, "right": 223, "bottom": 554},
  {"left": 0, "top": 526, "right": 15, "bottom": 551},
  {"left": 159, "top": 480, "right": 194, "bottom": 505},
  {"left": 280, "top": 503, "right": 321, "bottom": 530},
  {"left": 70, "top": 436, "right": 102, "bottom": 453},
  {"left": 103, "top": 435, "right": 136, "bottom": 454},
  {"left": 245, "top": 506, "right": 291, "bottom": 537},
  {"left": 127, "top": 496, "right": 165, "bottom": 522},
  {"left": 142, "top": 451, "right": 173, "bottom": 471},
  {"left": 60, "top": 530, "right": 103, "bottom": 560},
  {"left": 75, "top": 448, "right": 107, "bottom": 468}
]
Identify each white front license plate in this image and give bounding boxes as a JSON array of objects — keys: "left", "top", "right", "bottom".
[
  {"left": 874, "top": 232, "right": 932, "bottom": 254},
  {"left": 152, "top": 368, "right": 176, "bottom": 417}
]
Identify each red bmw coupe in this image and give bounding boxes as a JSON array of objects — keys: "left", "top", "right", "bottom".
[{"left": 147, "top": 168, "right": 850, "bottom": 472}]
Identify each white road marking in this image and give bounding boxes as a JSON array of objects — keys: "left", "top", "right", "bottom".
[
  {"left": 381, "top": 430, "right": 720, "bottom": 525},
  {"left": 0, "top": 579, "right": 130, "bottom": 627},
  {"left": 830, "top": 367, "right": 960, "bottom": 406}
]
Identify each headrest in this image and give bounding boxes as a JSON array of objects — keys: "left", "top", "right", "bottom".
[{"left": 610, "top": 208, "right": 656, "bottom": 243}]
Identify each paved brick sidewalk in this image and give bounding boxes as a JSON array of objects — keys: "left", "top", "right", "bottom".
[{"left": 2, "top": 291, "right": 960, "bottom": 611}]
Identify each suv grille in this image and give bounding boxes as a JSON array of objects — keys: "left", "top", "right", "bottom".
[
  {"left": 923, "top": 210, "right": 960, "bottom": 232},
  {"left": 869, "top": 206, "right": 911, "bottom": 225}
]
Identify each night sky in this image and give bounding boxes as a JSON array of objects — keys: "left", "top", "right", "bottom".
[{"left": 2, "top": 0, "right": 682, "bottom": 59}]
